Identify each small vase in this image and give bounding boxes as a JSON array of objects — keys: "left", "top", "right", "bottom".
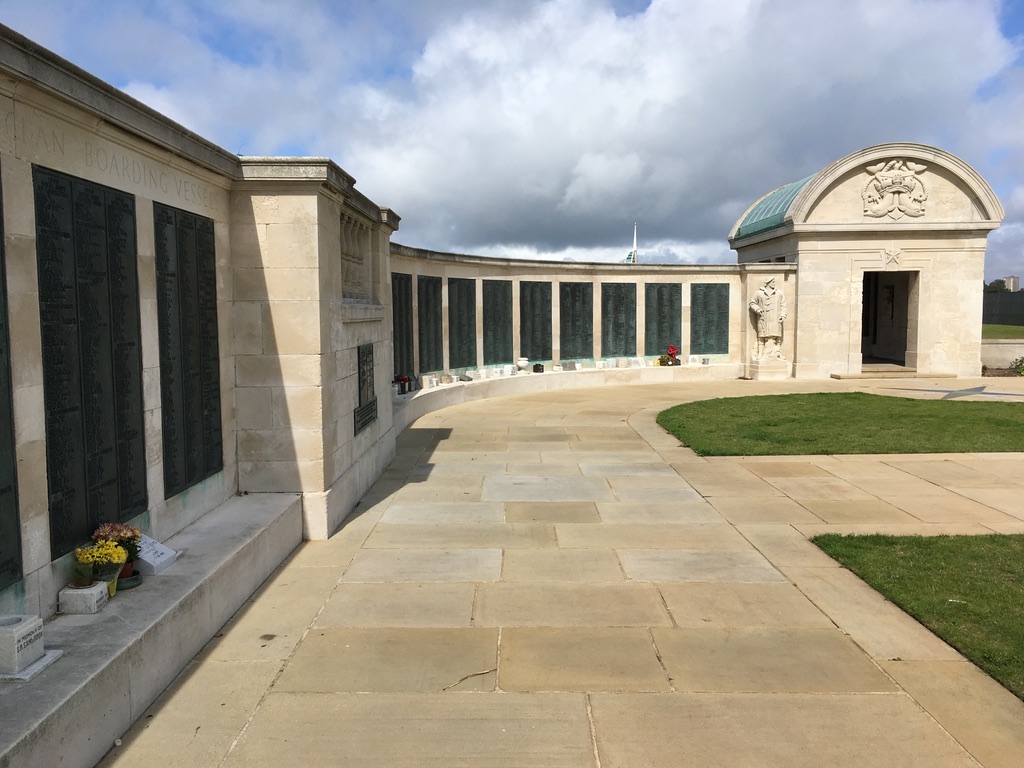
[
  {"left": 516, "top": 357, "right": 529, "bottom": 372},
  {"left": 71, "top": 561, "right": 94, "bottom": 588}
]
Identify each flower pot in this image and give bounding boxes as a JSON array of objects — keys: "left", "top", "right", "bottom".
[
  {"left": 71, "top": 561, "right": 94, "bottom": 588},
  {"left": 119, "top": 560, "right": 135, "bottom": 580}
]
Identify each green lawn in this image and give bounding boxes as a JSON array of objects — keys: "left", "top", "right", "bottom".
[
  {"left": 813, "top": 534, "right": 1024, "bottom": 701},
  {"left": 656, "top": 392, "right": 1024, "bottom": 456},
  {"left": 983, "top": 324, "right": 1024, "bottom": 339}
]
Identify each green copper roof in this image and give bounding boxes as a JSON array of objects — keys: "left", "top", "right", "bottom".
[{"left": 734, "top": 175, "right": 814, "bottom": 240}]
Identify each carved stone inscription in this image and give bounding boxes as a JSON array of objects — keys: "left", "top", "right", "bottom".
[
  {"left": 483, "top": 280, "right": 512, "bottom": 365},
  {"left": 559, "top": 282, "right": 593, "bottom": 360},
  {"left": 0, "top": 176, "right": 22, "bottom": 592},
  {"left": 448, "top": 277, "right": 476, "bottom": 370},
  {"left": 601, "top": 283, "right": 636, "bottom": 358},
  {"left": 690, "top": 283, "right": 729, "bottom": 355},
  {"left": 34, "top": 167, "right": 147, "bottom": 557},
  {"left": 520, "top": 281, "right": 552, "bottom": 361},
  {"left": 417, "top": 276, "right": 443, "bottom": 372},
  {"left": 155, "top": 203, "right": 222, "bottom": 501},
  {"left": 391, "top": 273, "right": 414, "bottom": 375},
  {"left": 645, "top": 283, "right": 681, "bottom": 356}
]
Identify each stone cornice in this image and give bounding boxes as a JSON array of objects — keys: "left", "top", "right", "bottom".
[{"left": 0, "top": 23, "right": 241, "bottom": 178}]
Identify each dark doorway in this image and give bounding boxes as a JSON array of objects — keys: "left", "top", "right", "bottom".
[{"left": 861, "top": 271, "right": 914, "bottom": 368}]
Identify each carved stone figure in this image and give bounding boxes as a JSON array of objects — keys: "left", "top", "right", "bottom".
[{"left": 749, "top": 277, "right": 787, "bottom": 360}]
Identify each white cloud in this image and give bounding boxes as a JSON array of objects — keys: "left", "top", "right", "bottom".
[{"left": 1, "top": 0, "right": 1022, "bottom": 279}]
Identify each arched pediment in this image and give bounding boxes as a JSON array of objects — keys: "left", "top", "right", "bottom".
[{"left": 729, "top": 143, "right": 1004, "bottom": 245}]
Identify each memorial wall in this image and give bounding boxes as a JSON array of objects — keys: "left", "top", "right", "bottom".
[
  {"left": 0, "top": 28, "right": 399, "bottom": 616},
  {"left": 389, "top": 243, "right": 793, "bottom": 377}
]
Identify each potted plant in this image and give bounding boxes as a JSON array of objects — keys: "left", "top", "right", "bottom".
[
  {"left": 74, "top": 540, "right": 127, "bottom": 597},
  {"left": 93, "top": 523, "right": 142, "bottom": 579}
]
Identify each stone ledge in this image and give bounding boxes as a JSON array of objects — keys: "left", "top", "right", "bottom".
[
  {"left": 0, "top": 493, "right": 303, "bottom": 768},
  {"left": 392, "top": 364, "right": 743, "bottom": 435}
]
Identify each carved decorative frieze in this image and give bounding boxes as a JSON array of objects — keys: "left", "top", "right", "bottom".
[{"left": 862, "top": 159, "right": 927, "bottom": 220}]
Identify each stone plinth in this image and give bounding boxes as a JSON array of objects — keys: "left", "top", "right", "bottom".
[
  {"left": 748, "top": 359, "right": 793, "bottom": 380},
  {"left": 0, "top": 614, "right": 44, "bottom": 674},
  {"left": 58, "top": 583, "right": 109, "bottom": 615}
]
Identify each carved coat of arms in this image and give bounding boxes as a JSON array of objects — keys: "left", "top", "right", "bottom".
[{"left": 862, "top": 159, "right": 927, "bottom": 219}]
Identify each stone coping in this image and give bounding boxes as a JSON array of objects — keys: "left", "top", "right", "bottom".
[
  {"left": 0, "top": 493, "right": 303, "bottom": 768},
  {"left": 981, "top": 339, "right": 1024, "bottom": 368},
  {"left": 392, "top": 363, "right": 744, "bottom": 435}
]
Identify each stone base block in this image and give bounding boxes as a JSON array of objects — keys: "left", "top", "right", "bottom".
[
  {"left": 0, "top": 614, "right": 45, "bottom": 674},
  {"left": 0, "top": 650, "right": 63, "bottom": 682},
  {"left": 748, "top": 359, "right": 793, "bottom": 380},
  {"left": 58, "top": 583, "right": 109, "bottom": 615}
]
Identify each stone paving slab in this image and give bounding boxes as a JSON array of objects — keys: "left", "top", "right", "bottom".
[
  {"left": 578, "top": 462, "right": 680, "bottom": 476},
  {"left": 596, "top": 501, "right": 724, "bottom": 524},
  {"left": 315, "top": 582, "right": 477, "bottom": 627},
  {"left": 797, "top": 498, "right": 919, "bottom": 524},
  {"left": 879, "top": 660, "right": 1024, "bottom": 768},
  {"left": 340, "top": 548, "right": 503, "bottom": 582},
  {"left": 96, "top": 658, "right": 282, "bottom": 768},
  {"left": 886, "top": 493, "right": 1020, "bottom": 523},
  {"left": 222, "top": 693, "right": 596, "bottom": 768},
  {"left": 765, "top": 476, "right": 876, "bottom": 500},
  {"left": 274, "top": 628, "right": 499, "bottom": 693},
  {"left": 736, "top": 523, "right": 844, "bottom": 568},
  {"left": 947, "top": 487, "right": 1024, "bottom": 518},
  {"left": 557, "top": 523, "right": 749, "bottom": 550},
  {"left": 504, "top": 501, "right": 601, "bottom": 523},
  {"left": 499, "top": 628, "right": 671, "bottom": 692},
  {"left": 619, "top": 549, "right": 787, "bottom": 583},
  {"left": 474, "top": 583, "right": 672, "bottom": 626},
  {"left": 364, "top": 522, "right": 557, "bottom": 549},
  {"left": 740, "top": 461, "right": 833, "bottom": 478},
  {"left": 781, "top": 565, "right": 966, "bottom": 661},
  {"left": 483, "top": 476, "right": 616, "bottom": 502},
  {"left": 708, "top": 495, "right": 823, "bottom": 524},
  {"left": 652, "top": 627, "right": 898, "bottom": 692},
  {"left": 506, "top": 461, "right": 581, "bottom": 475},
  {"left": 381, "top": 501, "right": 505, "bottom": 523},
  {"left": 588, "top": 693, "right": 980, "bottom": 768},
  {"left": 501, "top": 549, "right": 625, "bottom": 582},
  {"left": 657, "top": 582, "right": 834, "bottom": 628},
  {"left": 889, "top": 459, "right": 1010, "bottom": 488}
]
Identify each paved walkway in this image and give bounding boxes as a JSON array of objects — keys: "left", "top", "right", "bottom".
[{"left": 98, "top": 378, "right": 1024, "bottom": 767}]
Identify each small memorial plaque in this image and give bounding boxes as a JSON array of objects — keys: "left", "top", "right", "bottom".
[
  {"left": 136, "top": 534, "right": 179, "bottom": 576},
  {"left": 355, "top": 343, "right": 377, "bottom": 435}
]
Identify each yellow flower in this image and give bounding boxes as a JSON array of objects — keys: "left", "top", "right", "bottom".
[{"left": 75, "top": 540, "right": 127, "bottom": 565}]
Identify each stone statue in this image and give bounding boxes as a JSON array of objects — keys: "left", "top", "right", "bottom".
[{"left": 750, "top": 277, "right": 787, "bottom": 360}]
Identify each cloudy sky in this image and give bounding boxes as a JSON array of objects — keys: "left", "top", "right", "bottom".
[{"left": 1, "top": 0, "right": 1022, "bottom": 280}]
